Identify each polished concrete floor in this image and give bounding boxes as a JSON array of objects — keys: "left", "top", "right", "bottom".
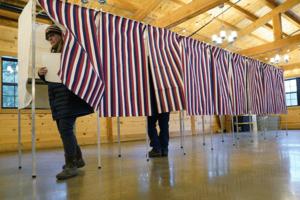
[{"left": 1, "top": 131, "right": 300, "bottom": 200}]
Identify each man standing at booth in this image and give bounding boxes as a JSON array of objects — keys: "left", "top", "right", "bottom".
[{"left": 147, "top": 69, "right": 170, "bottom": 158}]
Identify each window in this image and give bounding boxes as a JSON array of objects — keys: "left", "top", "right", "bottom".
[
  {"left": 1, "top": 57, "right": 18, "bottom": 108},
  {"left": 285, "top": 78, "right": 299, "bottom": 107}
]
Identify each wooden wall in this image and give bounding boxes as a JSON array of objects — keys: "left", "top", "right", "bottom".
[{"left": 0, "top": 110, "right": 220, "bottom": 153}]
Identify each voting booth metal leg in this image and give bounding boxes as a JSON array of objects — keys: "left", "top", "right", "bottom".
[
  {"left": 231, "top": 116, "right": 236, "bottom": 146},
  {"left": 181, "top": 111, "right": 186, "bottom": 155},
  {"left": 18, "top": 109, "right": 22, "bottom": 169},
  {"left": 249, "top": 116, "right": 254, "bottom": 143},
  {"left": 265, "top": 116, "right": 269, "bottom": 140},
  {"left": 179, "top": 111, "right": 183, "bottom": 149},
  {"left": 117, "top": 117, "right": 121, "bottom": 158},
  {"left": 31, "top": 0, "right": 37, "bottom": 179},
  {"left": 96, "top": 111, "right": 102, "bottom": 169},
  {"left": 263, "top": 115, "right": 267, "bottom": 140},
  {"left": 202, "top": 115, "right": 206, "bottom": 146},
  {"left": 209, "top": 116, "right": 214, "bottom": 151},
  {"left": 285, "top": 114, "right": 288, "bottom": 136},
  {"left": 235, "top": 116, "right": 240, "bottom": 140},
  {"left": 275, "top": 115, "right": 279, "bottom": 138},
  {"left": 145, "top": 119, "right": 150, "bottom": 162},
  {"left": 219, "top": 116, "right": 225, "bottom": 143}
]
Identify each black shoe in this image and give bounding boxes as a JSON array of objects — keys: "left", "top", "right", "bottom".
[
  {"left": 161, "top": 149, "right": 168, "bottom": 157},
  {"left": 56, "top": 166, "right": 78, "bottom": 180},
  {"left": 63, "top": 158, "right": 85, "bottom": 169},
  {"left": 57, "top": 157, "right": 78, "bottom": 180},
  {"left": 148, "top": 149, "right": 162, "bottom": 158}
]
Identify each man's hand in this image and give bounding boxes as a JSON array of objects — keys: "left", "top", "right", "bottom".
[{"left": 38, "top": 67, "right": 48, "bottom": 76}]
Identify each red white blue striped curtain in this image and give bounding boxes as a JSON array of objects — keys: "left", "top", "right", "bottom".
[
  {"left": 211, "top": 46, "right": 233, "bottom": 115},
  {"left": 180, "top": 38, "right": 214, "bottom": 115},
  {"left": 98, "top": 13, "right": 151, "bottom": 117},
  {"left": 38, "top": 0, "right": 286, "bottom": 116},
  {"left": 274, "top": 69, "right": 287, "bottom": 114},
  {"left": 262, "top": 64, "right": 277, "bottom": 114},
  {"left": 247, "top": 59, "right": 265, "bottom": 115},
  {"left": 38, "top": 0, "right": 104, "bottom": 110},
  {"left": 230, "top": 53, "right": 248, "bottom": 115},
  {"left": 147, "top": 25, "right": 185, "bottom": 113}
]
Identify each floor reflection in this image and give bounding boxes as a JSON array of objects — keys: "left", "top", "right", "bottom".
[{"left": 0, "top": 131, "right": 300, "bottom": 200}]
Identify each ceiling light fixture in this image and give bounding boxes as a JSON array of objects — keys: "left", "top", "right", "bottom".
[{"left": 211, "top": 4, "right": 238, "bottom": 46}]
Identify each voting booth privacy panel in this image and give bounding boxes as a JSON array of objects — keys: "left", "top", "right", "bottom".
[
  {"left": 18, "top": 0, "right": 64, "bottom": 110},
  {"left": 27, "top": 0, "right": 286, "bottom": 118}
]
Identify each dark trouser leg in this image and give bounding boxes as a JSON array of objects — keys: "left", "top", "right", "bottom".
[
  {"left": 158, "top": 112, "right": 170, "bottom": 150},
  {"left": 147, "top": 114, "right": 161, "bottom": 151},
  {"left": 56, "top": 117, "right": 78, "bottom": 158}
]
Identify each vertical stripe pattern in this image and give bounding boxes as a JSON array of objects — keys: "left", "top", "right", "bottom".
[
  {"left": 247, "top": 59, "right": 265, "bottom": 114},
  {"left": 147, "top": 25, "right": 185, "bottom": 113},
  {"left": 231, "top": 53, "right": 248, "bottom": 115},
  {"left": 263, "top": 64, "right": 276, "bottom": 114},
  {"left": 99, "top": 13, "right": 150, "bottom": 117},
  {"left": 38, "top": 0, "right": 104, "bottom": 110},
  {"left": 211, "top": 46, "right": 232, "bottom": 115},
  {"left": 274, "top": 68, "right": 287, "bottom": 114},
  {"left": 180, "top": 38, "right": 214, "bottom": 115}
]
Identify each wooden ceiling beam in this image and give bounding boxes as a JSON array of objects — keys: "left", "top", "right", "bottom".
[
  {"left": 169, "top": 0, "right": 186, "bottom": 6},
  {"left": 227, "top": 0, "right": 300, "bottom": 47},
  {"left": 281, "top": 62, "right": 300, "bottom": 70},
  {"left": 254, "top": 44, "right": 299, "bottom": 61},
  {"left": 273, "top": 13, "right": 283, "bottom": 40},
  {"left": 153, "top": 0, "right": 229, "bottom": 28},
  {"left": 133, "top": 0, "right": 161, "bottom": 21},
  {"left": 237, "top": 34, "right": 300, "bottom": 56},
  {"left": 227, "top": 1, "right": 288, "bottom": 37},
  {"left": 108, "top": 0, "right": 141, "bottom": 13},
  {"left": 264, "top": 0, "right": 300, "bottom": 28}
]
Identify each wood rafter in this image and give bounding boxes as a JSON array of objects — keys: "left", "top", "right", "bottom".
[
  {"left": 264, "top": 0, "right": 300, "bottom": 28},
  {"left": 254, "top": 44, "right": 299, "bottom": 62},
  {"left": 229, "top": 0, "right": 300, "bottom": 46},
  {"left": 273, "top": 13, "right": 283, "bottom": 40},
  {"left": 108, "top": 0, "right": 140, "bottom": 13},
  {"left": 281, "top": 62, "right": 300, "bottom": 70},
  {"left": 153, "top": 0, "right": 229, "bottom": 28},
  {"left": 237, "top": 34, "right": 300, "bottom": 56},
  {"left": 227, "top": 1, "right": 288, "bottom": 37},
  {"left": 169, "top": 0, "right": 186, "bottom": 6},
  {"left": 133, "top": 0, "right": 161, "bottom": 21}
]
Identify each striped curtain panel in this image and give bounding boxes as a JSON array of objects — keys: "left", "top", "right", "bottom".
[
  {"left": 211, "top": 46, "right": 233, "bottom": 115},
  {"left": 147, "top": 25, "right": 185, "bottom": 113},
  {"left": 98, "top": 13, "right": 151, "bottom": 117},
  {"left": 230, "top": 53, "right": 248, "bottom": 115},
  {"left": 180, "top": 38, "right": 214, "bottom": 115},
  {"left": 38, "top": 0, "right": 104, "bottom": 110},
  {"left": 263, "top": 64, "right": 276, "bottom": 114},
  {"left": 274, "top": 68, "right": 287, "bottom": 114},
  {"left": 247, "top": 59, "right": 265, "bottom": 115}
]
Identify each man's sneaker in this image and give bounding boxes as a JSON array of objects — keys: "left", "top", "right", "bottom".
[{"left": 148, "top": 149, "right": 162, "bottom": 158}]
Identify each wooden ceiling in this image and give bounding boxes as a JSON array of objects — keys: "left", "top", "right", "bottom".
[{"left": 0, "top": 0, "right": 300, "bottom": 68}]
